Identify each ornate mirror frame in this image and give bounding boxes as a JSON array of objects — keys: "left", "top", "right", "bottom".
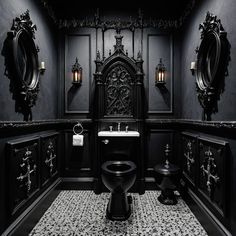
[
  {"left": 195, "top": 12, "right": 229, "bottom": 121},
  {"left": 6, "top": 10, "right": 40, "bottom": 121}
]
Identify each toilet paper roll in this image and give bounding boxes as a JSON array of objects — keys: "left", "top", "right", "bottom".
[{"left": 73, "top": 134, "right": 84, "bottom": 146}]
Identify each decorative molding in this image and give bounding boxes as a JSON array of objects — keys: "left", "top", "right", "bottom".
[
  {"left": 4, "top": 10, "right": 40, "bottom": 121},
  {"left": 147, "top": 34, "right": 173, "bottom": 114},
  {"left": 2, "top": 119, "right": 236, "bottom": 131},
  {"left": 195, "top": 12, "right": 230, "bottom": 121},
  {"left": 40, "top": 2, "right": 196, "bottom": 30},
  {"left": 105, "top": 64, "right": 133, "bottom": 116},
  {"left": 94, "top": 33, "right": 144, "bottom": 118}
]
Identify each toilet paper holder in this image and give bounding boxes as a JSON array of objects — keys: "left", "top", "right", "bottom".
[{"left": 72, "top": 122, "right": 84, "bottom": 146}]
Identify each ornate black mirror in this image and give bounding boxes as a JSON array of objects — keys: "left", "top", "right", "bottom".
[
  {"left": 195, "top": 12, "right": 230, "bottom": 121},
  {"left": 2, "top": 10, "right": 40, "bottom": 121}
]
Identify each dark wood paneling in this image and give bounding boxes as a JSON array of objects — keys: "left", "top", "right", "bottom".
[
  {"left": 63, "top": 130, "right": 92, "bottom": 177},
  {"left": 6, "top": 137, "right": 40, "bottom": 221},
  {"left": 40, "top": 132, "right": 59, "bottom": 188},
  {"left": 182, "top": 132, "right": 198, "bottom": 188},
  {"left": 146, "top": 129, "right": 174, "bottom": 177},
  {"left": 198, "top": 136, "right": 228, "bottom": 220}
]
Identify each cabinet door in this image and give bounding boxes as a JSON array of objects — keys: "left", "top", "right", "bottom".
[
  {"left": 6, "top": 137, "right": 40, "bottom": 219},
  {"left": 198, "top": 136, "right": 228, "bottom": 219},
  {"left": 182, "top": 132, "right": 198, "bottom": 188},
  {"left": 40, "top": 132, "right": 59, "bottom": 188}
]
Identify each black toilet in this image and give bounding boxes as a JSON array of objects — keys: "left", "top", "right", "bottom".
[{"left": 101, "top": 160, "right": 136, "bottom": 220}]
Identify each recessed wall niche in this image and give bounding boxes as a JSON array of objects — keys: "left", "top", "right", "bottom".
[
  {"left": 147, "top": 33, "right": 173, "bottom": 114},
  {"left": 65, "top": 33, "right": 91, "bottom": 114}
]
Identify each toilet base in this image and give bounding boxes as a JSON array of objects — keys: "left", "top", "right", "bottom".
[
  {"left": 106, "top": 192, "right": 132, "bottom": 221},
  {"left": 158, "top": 189, "right": 177, "bottom": 205}
]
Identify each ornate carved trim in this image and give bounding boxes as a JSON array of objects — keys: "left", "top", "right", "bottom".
[
  {"left": 2, "top": 119, "right": 236, "bottom": 131},
  {"left": 45, "top": 141, "right": 56, "bottom": 175},
  {"left": 16, "top": 146, "right": 37, "bottom": 195},
  {"left": 40, "top": 2, "right": 196, "bottom": 30},
  {"left": 94, "top": 33, "right": 144, "bottom": 118},
  {"left": 195, "top": 12, "right": 230, "bottom": 121},
  {"left": 3, "top": 10, "right": 41, "bottom": 121},
  {"left": 184, "top": 141, "right": 195, "bottom": 172},
  {"left": 200, "top": 147, "right": 220, "bottom": 197}
]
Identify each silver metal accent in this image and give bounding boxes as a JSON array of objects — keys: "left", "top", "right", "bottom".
[
  {"left": 125, "top": 126, "right": 129, "bottom": 132},
  {"left": 102, "top": 139, "right": 109, "bottom": 144},
  {"left": 201, "top": 147, "right": 220, "bottom": 195},
  {"left": 117, "top": 122, "right": 121, "bottom": 132},
  {"left": 16, "top": 148, "right": 37, "bottom": 194},
  {"left": 73, "top": 122, "right": 83, "bottom": 135},
  {"left": 184, "top": 141, "right": 195, "bottom": 172},
  {"left": 45, "top": 141, "right": 56, "bottom": 174},
  {"left": 109, "top": 126, "right": 113, "bottom": 132}
]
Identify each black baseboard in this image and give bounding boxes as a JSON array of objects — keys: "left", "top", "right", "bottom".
[
  {"left": 145, "top": 177, "right": 158, "bottom": 190},
  {"left": 59, "top": 177, "right": 94, "bottom": 190},
  {"left": 181, "top": 187, "right": 232, "bottom": 236},
  {"left": 2, "top": 178, "right": 61, "bottom": 236},
  {"left": 59, "top": 177, "right": 159, "bottom": 192}
]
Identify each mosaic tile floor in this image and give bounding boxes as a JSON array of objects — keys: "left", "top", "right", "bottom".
[{"left": 29, "top": 191, "right": 208, "bottom": 236}]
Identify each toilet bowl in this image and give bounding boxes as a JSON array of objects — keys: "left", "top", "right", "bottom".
[{"left": 101, "top": 160, "right": 136, "bottom": 220}]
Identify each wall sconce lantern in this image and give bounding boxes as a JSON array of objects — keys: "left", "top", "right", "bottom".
[
  {"left": 39, "top": 61, "right": 46, "bottom": 74},
  {"left": 155, "top": 58, "right": 166, "bottom": 86},
  {"left": 72, "top": 57, "right": 82, "bottom": 85},
  {"left": 190, "top": 61, "right": 197, "bottom": 75}
]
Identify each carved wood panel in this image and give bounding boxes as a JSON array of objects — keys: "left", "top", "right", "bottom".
[
  {"left": 6, "top": 137, "right": 40, "bottom": 218},
  {"left": 105, "top": 63, "right": 134, "bottom": 116},
  {"left": 40, "top": 133, "right": 59, "bottom": 187},
  {"left": 198, "top": 137, "right": 228, "bottom": 218},
  {"left": 182, "top": 132, "right": 198, "bottom": 187}
]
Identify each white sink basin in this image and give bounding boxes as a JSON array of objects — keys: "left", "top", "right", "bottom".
[{"left": 98, "top": 131, "right": 140, "bottom": 137}]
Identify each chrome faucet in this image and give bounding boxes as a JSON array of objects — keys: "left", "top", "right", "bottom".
[{"left": 117, "top": 122, "right": 121, "bottom": 132}]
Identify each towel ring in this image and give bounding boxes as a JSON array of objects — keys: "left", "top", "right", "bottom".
[{"left": 73, "top": 122, "right": 84, "bottom": 135}]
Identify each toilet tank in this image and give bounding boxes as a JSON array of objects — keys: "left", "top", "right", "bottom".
[{"left": 99, "top": 137, "right": 139, "bottom": 164}]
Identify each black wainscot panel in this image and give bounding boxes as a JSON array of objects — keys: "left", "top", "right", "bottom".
[
  {"left": 63, "top": 130, "right": 91, "bottom": 177},
  {"left": 6, "top": 136, "right": 40, "bottom": 222},
  {"left": 198, "top": 136, "right": 229, "bottom": 221},
  {"left": 181, "top": 132, "right": 198, "bottom": 188},
  {"left": 40, "top": 132, "right": 59, "bottom": 188}
]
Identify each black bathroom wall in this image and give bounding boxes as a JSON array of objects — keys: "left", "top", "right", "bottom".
[
  {"left": 58, "top": 9, "right": 181, "bottom": 119},
  {"left": 0, "top": 0, "right": 58, "bottom": 121},
  {"left": 181, "top": 0, "right": 236, "bottom": 120}
]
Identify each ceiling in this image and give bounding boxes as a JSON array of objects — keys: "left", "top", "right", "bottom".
[{"left": 43, "top": 0, "right": 194, "bottom": 21}]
